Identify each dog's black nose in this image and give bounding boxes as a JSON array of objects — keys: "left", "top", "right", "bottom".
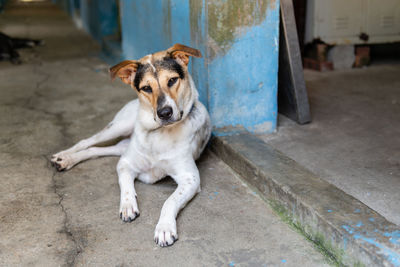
[{"left": 157, "top": 106, "right": 173, "bottom": 120}]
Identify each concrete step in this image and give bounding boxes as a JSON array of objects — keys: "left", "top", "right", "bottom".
[{"left": 211, "top": 133, "right": 400, "bottom": 267}]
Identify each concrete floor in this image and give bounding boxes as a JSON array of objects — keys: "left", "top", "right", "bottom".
[
  {"left": 0, "top": 1, "right": 329, "bottom": 266},
  {"left": 261, "top": 65, "right": 400, "bottom": 226}
]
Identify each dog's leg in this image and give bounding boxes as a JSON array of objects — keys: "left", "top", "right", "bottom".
[
  {"left": 116, "top": 156, "right": 140, "bottom": 222},
  {"left": 154, "top": 160, "right": 200, "bottom": 247},
  {"left": 52, "top": 101, "right": 139, "bottom": 164},
  {"left": 52, "top": 100, "right": 138, "bottom": 162},
  {"left": 52, "top": 138, "right": 130, "bottom": 171},
  {"left": 52, "top": 121, "right": 132, "bottom": 160}
]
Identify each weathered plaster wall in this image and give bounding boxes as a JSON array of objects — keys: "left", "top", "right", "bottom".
[
  {"left": 205, "top": 0, "right": 279, "bottom": 133},
  {"left": 120, "top": 0, "right": 279, "bottom": 134}
]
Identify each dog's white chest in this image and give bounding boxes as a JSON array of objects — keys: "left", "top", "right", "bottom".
[{"left": 135, "top": 125, "right": 188, "bottom": 162}]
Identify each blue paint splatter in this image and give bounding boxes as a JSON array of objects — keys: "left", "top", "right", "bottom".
[
  {"left": 383, "top": 231, "right": 400, "bottom": 245},
  {"left": 342, "top": 225, "right": 400, "bottom": 266},
  {"left": 342, "top": 225, "right": 355, "bottom": 234},
  {"left": 229, "top": 261, "right": 235, "bottom": 266},
  {"left": 353, "top": 234, "right": 400, "bottom": 266},
  {"left": 281, "top": 259, "right": 287, "bottom": 263},
  {"left": 252, "top": 191, "right": 257, "bottom": 195},
  {"left": 354, "top": 209, "right": 361, "bottom": 213},
  {"left": 369, "top": 218, "right": 375, "bottom": 222},
  {"left": 355, "top": 221, "right": 364, "bottom": 227},
  {"left": 327, "top": 209, "right": 333, "bottom": 213},
  {"left": 214, "top": 192, "right": 219, "bottom": 195}
]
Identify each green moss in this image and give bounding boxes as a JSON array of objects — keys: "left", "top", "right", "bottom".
[
  {"left": 241, "top": 182, "right": 364, "bottom": 267},
  {"left": 190, "top": 0, "right": 275, "bottom": 59},
  {"left": 208, "top": 0, "right": 269, "bottom": 46},
  {"left": 189, "top": 0, "right": 276, "bottom": 58},
  {"left": 269, "top": 200, "right": 344, "bottom": 266}
]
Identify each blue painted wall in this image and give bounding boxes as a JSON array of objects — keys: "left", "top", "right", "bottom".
[
  {"left": 52, "top": 0, "right": 119, "bottom": 42},
  {"left": 120, "top": 0, "right": 280, "bottom": 134},
  {"left": 67, "top": 0, "right": 80, "bottom": 16},
  {"left": 205, "top": 1, "right": 280, "bottom": 133}
]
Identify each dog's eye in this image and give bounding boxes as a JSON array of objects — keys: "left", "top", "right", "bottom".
[
  {"left": 141, "top": 86, "right": 152, "bottom": 93},
  {"left": 168, "top": 77, "right": 178, "bottom": 87}
]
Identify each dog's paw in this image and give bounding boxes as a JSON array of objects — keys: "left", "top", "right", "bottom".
[
  {"left": 154, "top": 221, "right": 178, "bottom": 247},
  {"left": 119, "top": 198, "right": 140, "bottom": 223},
  {"left": 51, "top": 151, "right": 67, "bottom": 161},
  {"left": 50, "top": 154, "right": 74, "bottom": 172}
]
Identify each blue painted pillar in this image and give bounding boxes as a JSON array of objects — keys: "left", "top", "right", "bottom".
[
  {"left": 80, "top": 0, "right": 119, "bottom": 42},
  {"left": 53, "top": 0, "right": 120, "bottom": 42},
  {"left": 120, "top": 0, "right": 280, "bottom": 134},
  {"left": 67, "top": 0, "right": 80, "bottom": 17}
]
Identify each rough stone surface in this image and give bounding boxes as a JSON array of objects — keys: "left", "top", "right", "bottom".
[{"left": 0, "top": 1, "right": 329, "bottom": 266}]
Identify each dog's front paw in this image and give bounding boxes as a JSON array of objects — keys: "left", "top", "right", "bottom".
[
  {"left": 119, "top": 198, "right": 140, "bottom": 223},
  {"left": 154, "top": 221, "right": 178, "bottom": 247},
  {"left": 50, "top": 154, "right": 75, "bottom": 172}
]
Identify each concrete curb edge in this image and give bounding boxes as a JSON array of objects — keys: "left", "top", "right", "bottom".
[{"left": 210, "top": 133, "right": 400, "bottom": 267}]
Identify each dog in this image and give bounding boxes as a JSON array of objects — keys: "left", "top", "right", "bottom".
[
  {"left": 0, "top": 32, "right": 44, "bottom": 64},
  {"left": 51, "top": 44, "right": 211, "bottom": 247}
]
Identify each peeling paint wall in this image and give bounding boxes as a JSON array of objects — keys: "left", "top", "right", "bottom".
[
  {"left": 119, "top": 0, "right": 280, "bottom": 133},
  {"left": 206, "top": 0, "right": 279, "bottom": 133},
  {"left": 207, "top": 0, "right": 272, "bottom": 58}
]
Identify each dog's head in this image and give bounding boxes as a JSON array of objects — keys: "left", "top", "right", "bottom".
[{"left": 110, "top": 44, "right": 201, "bottom": 127}]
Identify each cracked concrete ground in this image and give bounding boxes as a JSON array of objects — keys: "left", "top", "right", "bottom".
[{"left": 0, "top": 1, "right": 329, "bottom": 266}]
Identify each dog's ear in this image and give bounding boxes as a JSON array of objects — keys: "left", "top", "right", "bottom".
[
  {"left": 109, "top": 60, "right": 139, "bottom": 85},
  {"left": 167, "top": 44, "right": 202, "bottom": 66}
]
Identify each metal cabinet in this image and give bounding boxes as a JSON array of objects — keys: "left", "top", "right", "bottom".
[{"left": 305, "top": 0, "right": 400, "bottom": 44}]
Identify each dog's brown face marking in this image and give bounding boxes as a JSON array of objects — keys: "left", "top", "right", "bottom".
[
  {"left": 110, "top": 44, "right": 202, "bottom": 124},
  {"left": 134, "top": 57, "right": 185, "bottom": 112}
]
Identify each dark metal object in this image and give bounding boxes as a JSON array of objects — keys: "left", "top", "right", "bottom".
[
  {"left": 359, "top": 32, "right": 369, "bottom": 42},
  {"left": 278, "top": 0, "right": 311, "bottom": 124},
  {"left": 292, "top": 0, "right": 307, "bottom": 55}
]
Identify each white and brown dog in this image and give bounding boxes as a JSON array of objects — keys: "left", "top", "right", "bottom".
[{"left": 51, "top": 44, "right": 211, "bottom": 247}]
